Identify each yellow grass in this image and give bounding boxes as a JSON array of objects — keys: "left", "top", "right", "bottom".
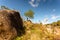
[{"left": 14, "top": 20, "right": 60, "bottom": 40}]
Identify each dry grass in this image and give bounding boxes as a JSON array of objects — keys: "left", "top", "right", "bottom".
[{"left": 14, "top": 21, "right": 60, "bottom": 40}]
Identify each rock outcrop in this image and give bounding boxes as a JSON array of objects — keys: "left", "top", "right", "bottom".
[{"left": 0, "top": 9, "right": 25, "bottom": 40}]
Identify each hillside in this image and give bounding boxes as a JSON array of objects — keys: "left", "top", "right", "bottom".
[{"left": 15, "top": 20, "right": 60, "bottom": 40}]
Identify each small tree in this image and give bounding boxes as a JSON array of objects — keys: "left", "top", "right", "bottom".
[{"left": 24, "top": 10, "right": 34, "bottom": 20}]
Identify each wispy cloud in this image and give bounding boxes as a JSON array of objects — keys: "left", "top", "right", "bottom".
[
  {"left": 29, "top": 0, "right": 40, "bottom": 7},
  {"left": 50, "top": 9, "right": 59, "bottom": 20},
  {"left": 51, "top": 15, "right": 60, "bottom": 19},
  {"left": 42, "top": 14, "right": 60, "bottom": 24},
  {"left": 42, "top": 17, "right": 49, "bottom": 24},
  {"left": 44, "top": 18, "right": 48, "bottom": 22}
]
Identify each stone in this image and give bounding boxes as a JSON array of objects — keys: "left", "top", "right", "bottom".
[{"left": 0, "top": 9, "right": 25, "bottom": 40}]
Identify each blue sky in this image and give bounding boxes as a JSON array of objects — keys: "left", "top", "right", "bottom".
[{"left": 0, "top": 0, "right": 60, "bottom": 24}]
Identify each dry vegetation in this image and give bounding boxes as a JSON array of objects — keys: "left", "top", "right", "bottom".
[{"left": 14, "top": 20, "right": 60, "bottom": 40}]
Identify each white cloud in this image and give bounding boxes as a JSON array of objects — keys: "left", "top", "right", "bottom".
[
  {"left": 51, "top": 15, "right": 60, "bottom": 19},
  {"left": 41, "top": 14, "right": 60, "bottom": 24},
  {"left": 29, "top": 1, "right": 39, "bottom": 7},
  {"left": 44, "top": 18, "right": 48, "bottom": 22},
  {"left": 29, "top": 0, "right": 40, "bottom": 7},
  {"left": 31, "top": 0, "right": 35, "bottom": 2},
  {"left": 42, "top": 18, "right": 49, "bottom": 24}
]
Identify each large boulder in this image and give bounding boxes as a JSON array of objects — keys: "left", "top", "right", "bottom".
[{"left": 0, "top": 9, "right": 25, "bottom": 40}]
